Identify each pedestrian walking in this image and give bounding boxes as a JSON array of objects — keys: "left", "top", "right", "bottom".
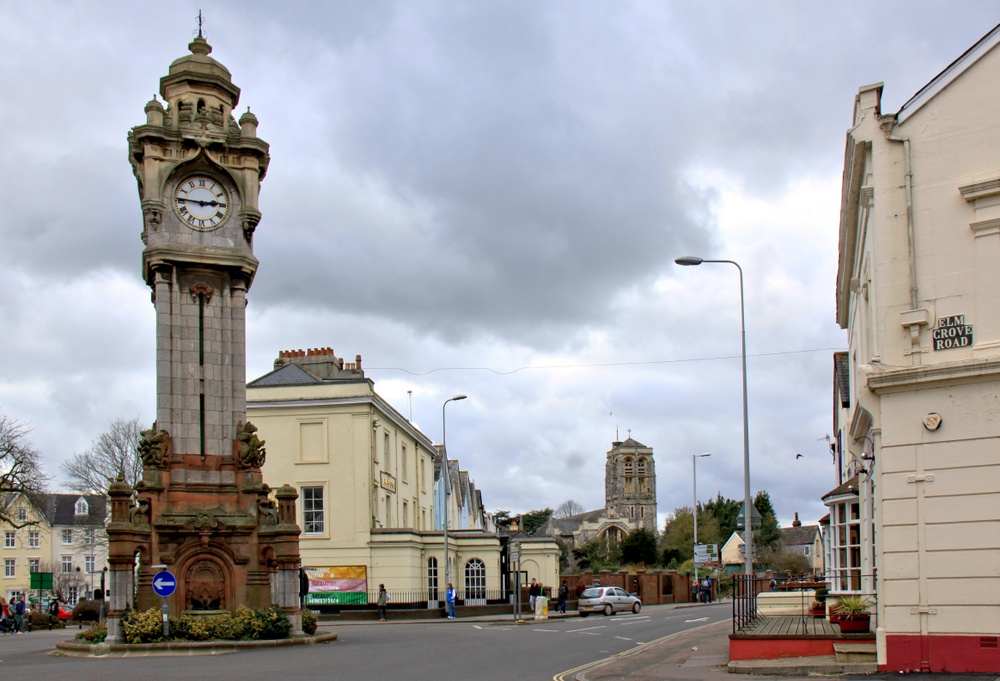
[
  {"left": 700, "top": 577, "right": 713, "bottom": 604},
  {"left": 12, "top": 596, "right": 25, "bottom": 633},
  {"left": 377, "top": 584, "right": 389, "bottom": 622},
  {"left": 445, "top": 582, "right": 456, "bottom": 619},
  {"left": 557, "top": 580, "right": 568, "bottom": 614}
]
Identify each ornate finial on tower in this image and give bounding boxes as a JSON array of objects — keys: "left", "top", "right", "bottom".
[{"left": 187, "top": 10, "right": 212, "bottom": 56}]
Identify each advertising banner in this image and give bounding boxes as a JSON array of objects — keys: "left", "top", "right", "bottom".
[{"left": 304, "top": 566, "right": 368, "bottom": 605}]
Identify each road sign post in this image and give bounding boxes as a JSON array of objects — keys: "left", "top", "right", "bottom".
[{"left": 151, "top": 566, "right": 176, "bottom": 637}]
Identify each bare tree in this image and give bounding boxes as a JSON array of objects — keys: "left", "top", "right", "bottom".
[
  {"left": 553, "top": 499, "right": 584, "bottom": 518},
  {"left": 61, "top": 416, "right": 144, "bottom": 496},
  {"left": 0, "top": 411, "right": 48, "bottom": 527}
]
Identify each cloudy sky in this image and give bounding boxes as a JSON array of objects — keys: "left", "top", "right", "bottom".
[{"left": 1, "top": 2, "right": 996, "bottom": 531}]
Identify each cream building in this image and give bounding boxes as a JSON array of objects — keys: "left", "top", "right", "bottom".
[
  {"left": 834, "top": 23, "right": 1000, "bottom": 673},
  {"left": 1, "top": 493, "right": 106, "bottom": 605},
  {"left": 247, "top": 347, "right": 503, "bottom": 607}
]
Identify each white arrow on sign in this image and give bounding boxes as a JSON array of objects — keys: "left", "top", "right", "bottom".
[{"left": 152, "top": 572, "right": 177, "bottom": 596}]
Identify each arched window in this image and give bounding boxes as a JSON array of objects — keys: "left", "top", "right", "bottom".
[
  {"left": 464, "top": 558, "right": 487, "bottom": 605},
  {"left": 427, "top": 557, "right": 439, "bottom": 601},
  {"left": 636, "top": 457, "right": 647, "bottom": 476},
  {"left": 623, "top": 457, "right": 635, "bottom": 475}
]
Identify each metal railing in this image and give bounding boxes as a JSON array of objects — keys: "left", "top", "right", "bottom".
[
  {"left": 731, "top": 574, "right": 761, "bottom": 633},
  {"left": 304, "top": 588, "right": 507, "bottom": 610}
]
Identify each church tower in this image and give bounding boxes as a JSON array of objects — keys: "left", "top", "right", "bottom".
[
  {"left": 605, "top": 438, "right": 657, "bottom": 533},
  {"left": 105, "top": 32, "right": 301, "bottom": 642}
]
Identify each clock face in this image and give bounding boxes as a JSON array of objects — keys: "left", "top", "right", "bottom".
[{"left": 174, "top": 175, "right": 230, "bottom": 229}]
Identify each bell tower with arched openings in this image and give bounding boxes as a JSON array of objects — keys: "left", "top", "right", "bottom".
[{"left": 605, "top": 438, "right": 657, "bottom": 533}]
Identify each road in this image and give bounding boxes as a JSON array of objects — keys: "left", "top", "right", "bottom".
[{"left": 1, "top": 603, "right": 730, "bottom": 680}]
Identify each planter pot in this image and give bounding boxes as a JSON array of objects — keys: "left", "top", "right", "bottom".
[
  {"left": 837, "top": 616, "right": 870, "bottom": 633},
  {"left": 829, "top": 611, "right": 841, "bottom": 624},
  {"left": 810, "top": 608, "right": 826, "bottom": 618}
]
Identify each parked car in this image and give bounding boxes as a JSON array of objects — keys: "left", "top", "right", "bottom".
[
  {"left": 577, "top": 586, "right": 641, "bottom": 616},
  {"left": 56, "top": 605, "right": 73, "bottom": 621}
]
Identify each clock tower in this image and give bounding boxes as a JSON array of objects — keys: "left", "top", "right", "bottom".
[{"left": 105, "top": 34, "right": 302, "bottom": 642}]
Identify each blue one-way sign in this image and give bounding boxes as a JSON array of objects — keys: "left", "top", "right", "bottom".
[{"left": 152, "top": 571, "right": 177, "bottom": 597}]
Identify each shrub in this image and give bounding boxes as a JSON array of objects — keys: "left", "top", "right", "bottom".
[
  {"left": 122, "top": 607, "right": 165, "bottom": 644},
  {"left": 76, "top": 621, "right": 107, "bottom": 644},
  {"left": 72, "top": 599, "right": 102, "bottom": 623},
  {"left": 121, "top": 605, "right": 292, "bottom": 644},
  {"left": 301, "top": 609, "right": 317, "bottom": 636}
]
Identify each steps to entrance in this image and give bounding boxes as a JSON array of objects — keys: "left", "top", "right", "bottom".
[{"left": 834, "top": 641, "right": 877, "bottom": 663}]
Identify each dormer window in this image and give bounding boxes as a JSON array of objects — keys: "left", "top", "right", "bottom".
[
  {"left": 17, "top": 507, "right": 27, "bottom": 522},
  {"left": 74, "top": 498, "right": 89, "bottom": 516}
]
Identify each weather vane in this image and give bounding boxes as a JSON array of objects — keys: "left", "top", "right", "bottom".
[{"left": 196, "top": 10, "right": 205, "bottom": 39}]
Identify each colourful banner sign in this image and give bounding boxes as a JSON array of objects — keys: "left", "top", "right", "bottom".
[{"left": 304, "top": 566, "right": 368, "bottom": 606}]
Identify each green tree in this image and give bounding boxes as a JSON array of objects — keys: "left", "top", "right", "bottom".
[
  {"left": 703, "top": 493, "right": 741, "bottom": 543},
  {"left": 620, "top": 528, "right": 658, "bottom": 566},
  {"left": 493, "top": 510, "right": 512, "bottom": 531},
  {"left": 519, "top": 508, "right": 553, "bottom": 535},
  {"left": 660, "top": 507, "right": 693, "bottom": 565},
  {"left": 572, "top": 537, "right": 621, "bottom": 572},
  {"left": 753, "top": 491, "right": 782, "bottom": 550}
]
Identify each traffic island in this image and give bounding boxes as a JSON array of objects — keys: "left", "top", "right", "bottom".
[{"left": 53, "top": 632, "right": 338, "bottom": 657}]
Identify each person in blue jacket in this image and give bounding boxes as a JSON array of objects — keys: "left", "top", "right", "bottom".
[{"left": 446, "top": 582, "right": 456, "bottom": 619}]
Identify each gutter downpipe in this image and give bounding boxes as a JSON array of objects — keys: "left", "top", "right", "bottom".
[{"left": 885, "top": 124, "right": 918, "bottom": 311}]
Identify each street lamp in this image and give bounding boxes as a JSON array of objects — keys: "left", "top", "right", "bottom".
[
  {"left": 675, "top": 256, "right": 754, "bottom": 577},
  {"left": 692, "top": 452, "right": 711, "bottom": 582},
  {"left": 441, "top": 394, "right": 467, "bottom": 589}
]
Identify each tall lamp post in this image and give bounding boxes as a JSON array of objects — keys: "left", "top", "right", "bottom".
[
  {"left": 692, "top": 452, "right": 711, "bottom": 582},
  {"left": 441, "top": 394, "right": 467, "bottom": 588},
  {"left": 675, "top": 256, "right": 754, "bottom": 577}
]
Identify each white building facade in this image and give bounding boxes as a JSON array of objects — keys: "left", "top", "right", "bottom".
[{"left": 835, "top": 24, "right": 1000, "bottom": 673}]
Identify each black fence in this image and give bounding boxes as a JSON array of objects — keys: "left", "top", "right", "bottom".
[
  {"left": 731, "top": 574, "right": 759, "bottom": 633},
  {"left": 305, "top": 588, "right": 508, "bottom": 612}
]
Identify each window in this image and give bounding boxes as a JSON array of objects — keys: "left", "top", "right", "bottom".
[
  {"left": 427, "top": 557, "right": 439, "bottom": 601},
  {"left": 62, "top": 529, "right": 73, "bottom": 545},
  {"left": 68, "top": 586, "right": 78, "bottom": 604},
  {"left": 85, "top": 555, "right": 95, "bottom": 573},
  {"left": 28, "top": 531, "right": 40, "bottom": 549},
  {"left": 384, "top": 433, "right": 391, "bottom": 471},
  {"left": 420, "top": 458, "right": 426, "bottom": 492},
  {"left": 61, "top": 556, "right": 73, "bottom": 573},
  {"left": 28, "top": 558, "right": 39, "bottom": 573},
  {"left": 3, "top": 559, "right": 14, "bottom": 578},
  {"left": 17, "top": 508, "right": 27, "bottom": 522},
  {"left": 401, "top": 444, "right": 408, "bottom": 481},
  {"left": 301, "top": 486, "right": 325, "bottom": 534},
  {"left": 75, "top": 498, "right": 89, "bottom": 515},
  {"left": 4, "top": 531, "right": 14, "bottom": 549},
  {"left": 84, "top": 528, "right": 96, "bottom": 545},
  {"left": 624, "top": 457, "right": 634, "bottom": 475},
  {"left": 402, "top": 501, "right": 409, "bottom": 528},
  {"left": 464, "top": 558, "right": 487, "bottom": 604},
  {"left": 637, "top": 457, "right": 647, "bottom": 476}
]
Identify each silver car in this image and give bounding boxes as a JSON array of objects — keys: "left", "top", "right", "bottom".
[{"left": 578, "top": 586, "right": 641, "bottom": 616}]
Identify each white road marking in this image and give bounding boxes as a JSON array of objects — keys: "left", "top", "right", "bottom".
[
  {"left": 685, "top": 617, "right": 709, "bottom": 623},
  {"left": 567, "top": 625, "right": 607, "bottom": 633},
  {"left": 615, "top": 636, "right": 633, "bottom": 641}
]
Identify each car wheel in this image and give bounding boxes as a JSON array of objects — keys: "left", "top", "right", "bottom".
[
  {"left": 632, "top": 602, "right": 641, "bottom": 614},
  {"left": 603, "top": 604, "right": 613, "bottom": 616}
]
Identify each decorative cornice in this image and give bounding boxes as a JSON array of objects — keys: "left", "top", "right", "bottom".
[
  {"left": 866, "top": 357, "right": 1000, "bottom": 394},
  {"left": 959, "top": 178, "right": 1000, "bottom": 202}
]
